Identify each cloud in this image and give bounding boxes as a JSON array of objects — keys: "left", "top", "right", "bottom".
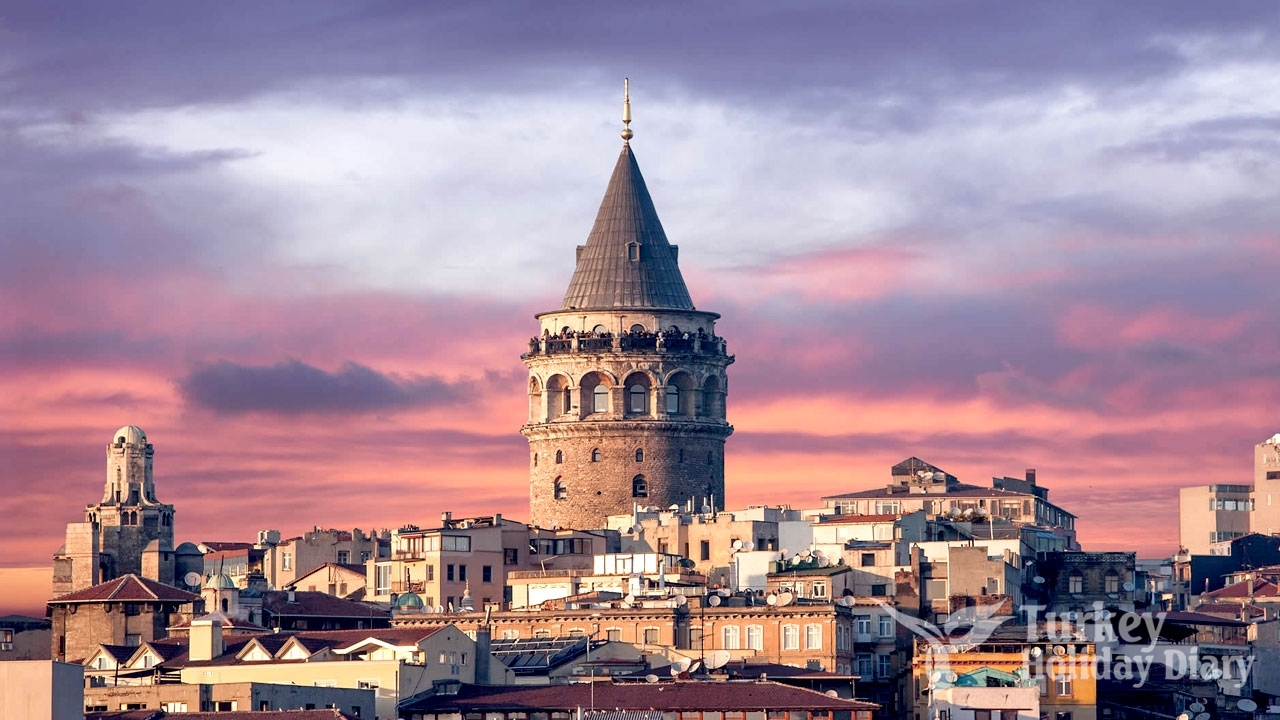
[{"left": 177, "top": 359, "right": 475, "bottom": 415}]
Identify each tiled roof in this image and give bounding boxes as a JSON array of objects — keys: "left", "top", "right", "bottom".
[
  {"left": 92, "top": 644, "right": 137, "bottom": 664},
  {"left": 262, "top": 590, "right": 390, "bottom": 619},
  {"left": 402, "top": 680, "right": 878, "bottom": 713},
  {"left": 199, "top": 541, "right": 254, "bottom": 552},
  {"left": 49, "top": 574, "right": 198, "bottom": 604},
  {"left": 1202, "top": 578, "right": 1280, "bottom": 599},
  {"left": 559, "top": 144, "right": 694, "bottom": 311},
  {"left": 178, "top": 626, "right": 443, "bottom": 667},
  {"left": 88, "top": 712, "right": 357, "bottom": 720}
]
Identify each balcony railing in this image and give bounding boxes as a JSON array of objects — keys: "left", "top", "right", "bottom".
[{"left": 524, "top": 334, "right": 728, "bottom": 359}]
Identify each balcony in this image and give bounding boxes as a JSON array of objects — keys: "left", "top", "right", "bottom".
[
  {"left": 524, "top": 333, "right": 728, "bottom": 359},
  {"left": 391, "top": 581, "right": 425, "bottom": 593}
]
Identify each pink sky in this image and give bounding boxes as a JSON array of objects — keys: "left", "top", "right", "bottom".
[{"left": 5, "top": 4, "right": 1280, "bottom": 616}]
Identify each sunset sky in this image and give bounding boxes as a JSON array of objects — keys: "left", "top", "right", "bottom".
[{"left": 4, "top": 3, "right": 1280, "bottom": 615}]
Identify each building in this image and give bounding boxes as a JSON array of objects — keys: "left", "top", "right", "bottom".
[
  {"left": 1034, "top": 551, "right": 1137, "bottom": 615},
  {"left": 1179, "top": 484, "right": 1253, "bottom": 555},
  {"left": 0, "top": 660, "right": 83, "bottom": 720},
  {"left": 1254, "top": 433, "right": 1280, "bottom": 536},
  {"left": 399, "top": 679, "right": 879, "bottom": 720},
  {"left": 521, "top": 92, "right": 734, "bottom": 530},
  {"left": 0, "top": 614, "right": 52, "bottom": 660},
  {"left": 262, "top": 527, "right": 386, "bottom": 590},
  {"left": 82, "top": 679, "right": 373, "bottom": 716},
  {"left": 822, "top": 461, "right": 1078, "bottom": 551},
  {"left": 48, "top": 574, "right": 201, "bottom": 663},
  {"left": 52, "top": 426, "right": 185, "bottom": 596}
]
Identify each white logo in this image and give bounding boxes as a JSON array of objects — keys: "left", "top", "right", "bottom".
[{"left": 872, "top": 600, "right": 1012, "bottom": 678}]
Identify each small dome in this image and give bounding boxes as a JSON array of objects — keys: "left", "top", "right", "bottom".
[
  {"left": 113, "top": 425, "right": 147, "bottom": 445},
  {"left": 175, "top": 542, "right": 202, "bottom": 555},
  {"left": 205, "top": 573, "right": 236, "bottom": 590},
  {"left": 394, "top": 592, "right": 425, "bottom": 609}
]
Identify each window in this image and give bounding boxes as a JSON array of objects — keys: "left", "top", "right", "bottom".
[
  {"left": 554, "top": 478, "right": 567, "bottom": 500},
  {"left": 124, "top": 603, "right": 139, "bottom": 616},
  {"left": 855, "top": 615, "right": 872, "bottom": 636},
  {"left": 607, "top": 628, "right": 622, "bottom": 642},
  {"left": 1056, "top": 675, "right": 1073, "bottom": 697},
  {"left": 836, "top": 625, "right": 849, "bottom": 651},
  {"left": 856, "top": 654, "right": 873, "bottom": 677},
  {"left": 877, "top": 653, "right": 892, "bottom": 678},
  {"left": 628, "top": 385, "right": 647, "bottom": 413},
  {"left": 632, "top": 475, "right": 648, "bottom": 498},
  {"left": 482, "top": 566, "right": 493, "bottom": 583},
  {"left": 700, "top": 540, "right": 710, "bottom": 561},
  {"left": 375, "top": 565, "right": 391, "bottom": 594},
  {"left": 665, "top": 386, "right": 680, "bottom": 414},
  {"left": 591, "top": 448, "right": 602, "bottom": 462},
  {"left": 0, "top": 629, "right": 12, "bottom": 652},
  {"left": 861, "top": 553, "right": 876, "bottom": 567},
  {"left": 746, "top": 625, "right": 763, "bottom": 650},
  {"left": 643, "top": 627, "right": 660, "bottom": 644},
  {"left": 555, "top": 450, "right": 564, "bottom": 464},
  {"left": 125, "top": 634, "right": 141, "bottom": 647},
  {"left": 879, "top": 614, "right": 894, "bottom": 637},
  {"left": 593, "top": 385, "right": 609, "bottom": 413},
  {"left": 1105, "top": 571, "right": 1120, "bottom": 593},
  {"left": 811, "top": 581, "right": 827, "bottom": 598},
  {"left": 427, "top": 564, "right": 435, "bottom": 581},
  {"left": 1068, "top": 572, "right": 1083, "bottom": 594},
  {"left": 1001, "top": 712, "right": 1018, "bottom": 720},
  {"left": 974, "top": 712, "right": 991, "bottom": 720},
  {"left": 871, "top": 584, "right": 887, "bottom": 597},
  {"left": 282, "top": 552, "right": 293, "bottom": 570},
  {"left": 723, "top": 625, "right": 741, "bottom": 649},
  {"left": 501, "top": 629, "right": 520, "bottom": 640},
  {"left": 447, "top": 565, "right": 455, "bottom": 582},
  {"left": 782, "top": 624, "right": 800, "bottom": 650},
  {"left": 635, "top": 448, "right": 644, "bottom": 462},
  {"left": 805, "top": 624, "right": 822, "bottom": 649},
  {"left": 628, "top": 243, "right": 640, "bottom": 261},
  {"left": 459, "top": 565, "right": 468, "bottom": 582}
]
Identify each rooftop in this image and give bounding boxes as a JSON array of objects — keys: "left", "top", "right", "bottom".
[{"left": 50, "top": 574, "right": 198, "bottom": 604}]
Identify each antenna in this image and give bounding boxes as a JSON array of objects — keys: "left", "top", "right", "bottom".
[{"left": 621, "top": 78, "right": 633, "bottom": 143}]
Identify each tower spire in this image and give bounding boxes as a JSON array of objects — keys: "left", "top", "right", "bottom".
[{"left": 621, "top": 78, "right": 633, "bottom": 143}]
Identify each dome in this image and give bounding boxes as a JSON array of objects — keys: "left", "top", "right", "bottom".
[
  {"left": 205, "top": 573, "right": 237, "bottom": 590},
  {"left": 394, "top": 592, "right": 425, "bottom": 609},
  {"left": 175, "top": 542, "right": 203, "bottom": 555},
  {"left": 113, "top": 425, "right": 147, "bottom": 445}
]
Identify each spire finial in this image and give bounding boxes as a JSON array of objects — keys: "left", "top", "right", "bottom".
[{"left": 621, "top": 77, "right": 633, "bottom": 143}]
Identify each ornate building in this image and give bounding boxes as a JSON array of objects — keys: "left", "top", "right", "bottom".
[
  {"left": 522, "top": 84, "right": 734, "bottom": 529},
  {"left": 52, "top": 425, "right": 179, "bottom": 595}
]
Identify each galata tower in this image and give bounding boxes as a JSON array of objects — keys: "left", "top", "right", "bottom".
[{"left": 523, "top": 81, "right": 734, "bottom": 529}]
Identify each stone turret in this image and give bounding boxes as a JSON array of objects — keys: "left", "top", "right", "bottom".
[{"left": 522, "top": 95, "right": 733, "bottom": 529}]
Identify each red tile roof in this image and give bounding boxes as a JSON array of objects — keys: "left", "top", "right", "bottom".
[
  {"left": 402, "top": 680, "right": 878, "bottom": 713},
  {"left": 49, "top": 574, "right": 198, "bottom": 604},
  {"left": 1202, "top": 578, "right": 1280, "bottom": 599},
  {"left": 263, "top": 590, "right": 390, "bottom": 619}
]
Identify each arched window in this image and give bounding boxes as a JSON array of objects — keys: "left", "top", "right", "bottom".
[
  {"left": 665, "top": 386, "right": 680, "bottom": 414},
  {"left": 221, "top": 598, "right": 229, "bottom": 612},
  {"left": 1105, "top": 571, "right": 1120, "bottom": 594},
  {"left": 592, "top": 324, "right": 608, "bottom": 334},
  {"left": 555, "top": 450, "right": 564, "bottom": 464},
  {"left": 593, "top": 384, "right": 609, "bottom": 413},
  {"left": 628, "top": 385, "right": 647, "bottom": 414},
  {"left": 633, "top": 475, "right": 648, "bottom": 498},
  {"left": 591, "top": 448, "right": 602, "bottom": 463},
  {"left": 635, "top": 448, "right": 644, "bottom": 462},
  {"left": 554, "top": 478, "right": 567, "bottom": 500},
  {"left": 630, "top": 323, "right": 645, "bottom": 333}
]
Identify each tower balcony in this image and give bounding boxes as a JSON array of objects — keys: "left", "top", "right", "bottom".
[{"left": 523, "top": 332, "right": 727, "bottom": 359}]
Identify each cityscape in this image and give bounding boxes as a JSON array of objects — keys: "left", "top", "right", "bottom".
[{"left": 4, "top": 4, "right": 1280, "bottom": 720}]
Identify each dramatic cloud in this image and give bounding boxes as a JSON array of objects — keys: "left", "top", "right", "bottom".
[{"left": 178, "top": 359, "right": 475, "bottom": 415}]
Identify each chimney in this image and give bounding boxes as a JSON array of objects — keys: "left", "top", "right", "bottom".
[
  {"left": 494, "top": 513, "right": 502, "bottom": 525},
  {"left": 442, "top": 511, "right": 452, "bottom": 524},
  {"left": 474, "top": 625, "right": 492, "bottom": 685},
  {"left": 190, "top": 617, "right": 224, "bottom": 662},
  {"left": 1026, "top": 469, "right": 1036, "bottom": 485}
]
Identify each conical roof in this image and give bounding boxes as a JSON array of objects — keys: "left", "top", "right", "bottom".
[{"left": 560, "top": 145, "right": 694, "bottom": 311}]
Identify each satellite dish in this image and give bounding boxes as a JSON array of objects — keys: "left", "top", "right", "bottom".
[
  {"left": 668, "top": 504, "right": 680, "bottom": 512},
  {"left": 766, "top": 594, "right": 778, "bottom": 606},
  {"left": 706, "top": 650, "right": 732, "bottom": 669},
  {"left": 630, "top": 525, "right": 644, "bottom": 535},
  {"left": 819, "top": 557, "right": 831, "bottom": 567},
  {"left": 1190, "top": 704, "right": 1205, "bottom": 713},
  {"left": 624, "top": 594, "right": 636, "bottom": 605},
  {"left": 670, "top": 665, "right": 682, "bottom": 676},
  {"left": 1029, "top": 647, "right": 1042, "bottom": 658},
  {"left": 672, "top": 658, "right": 691, "bottom": 673},
  {"left": 777, "top": 591, "right": 794, "bottom": 607},
  {"left": 780, "top": 548, "right": 789, "bottom": 557},
  {"left": 645, "top": 674, "right": 659, "bottom": 683},
  {"left": 708, "top": 595, "right": 722, "bottom": 607},
  {"left": 945, "top": 671, "right": 959, "bottom": 683},
  {"left": 1053, "top": 646, "right": 1066, "bottom": 656},
  {"left": 183, "top": 572, "right": 202, "bottom": 588},
  {"left": 743, "top": 541, "right": 755, "bottom": 551},
  {"left": 1123, "top": 582, "right": 1135, "bottom": 591},
  {"left": 1176, "top": 714, "right": 1191, "bottom": 720},
  {"left": 930, "top": 671, "right": 943, "bottom": 682},
  {"left": 1195, "top": 713, "right": 1211, "bottom": 720},
  {"left": 434, "top": 605, "right": 444, "bottom": 613},
  {"left": 825, "top": 690, "right": 838, "bottom": 698},
  {"left": 674, "top": 595, "right": 688, "bottom": 607},
  {"left": 1203, "top": 667, "right": 1223, "bottom": 681},
  {"left": 814, "top": 549, "right": 826, "bottom": 558},
  {"left": 732, "top": 540, "right": 744, "bottom": 550},
  {"left": 800, "top": 549, "right": 812, "bottom": 559},
  {"left": 1239, "top": 700, "right": 1258, "bottom": 712}
]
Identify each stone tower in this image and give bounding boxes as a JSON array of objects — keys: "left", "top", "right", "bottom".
[
  {"left": 523, "top": 88, "right": 733, "bottom": 529},
  {"left": 52, "top": 425, "right": 177, "bottom": 595}
]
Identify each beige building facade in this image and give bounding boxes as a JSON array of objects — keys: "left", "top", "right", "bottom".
[{"left": 1179, "top": 484, "right": 1253, "bottom": 555}]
